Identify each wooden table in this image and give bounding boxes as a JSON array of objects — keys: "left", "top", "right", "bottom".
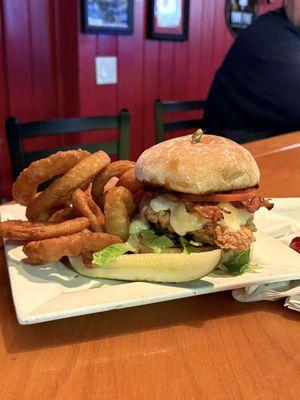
[{"left": 0, "top": 133, "right": 300, "bottom": 400}]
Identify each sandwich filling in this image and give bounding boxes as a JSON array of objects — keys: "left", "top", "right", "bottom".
[{"left": 140, "top": 191, "right": 273, "bottom": 253}]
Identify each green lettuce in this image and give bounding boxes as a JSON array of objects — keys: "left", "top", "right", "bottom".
[
  {"left": 129, "top": 217, "right": 149, "bottom": 235},
  {"left": 221, "top": 248, "right": 261, "bottom": 275},
  {"left": 92, "top": 241, "right": 138, "bottom": 265},
  {"left": 92, "top": 228, "right": 174, "bottom": 265},
  {"left": 140, "top": 229, "right": 174, "bottom": 253},
  {"left": 179, "top": 237, "right": 202, "bottom": 254}
]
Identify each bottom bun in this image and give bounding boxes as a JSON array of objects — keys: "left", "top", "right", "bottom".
[{"left": 69, "top": 250, "right": 222, "bottom": 283}]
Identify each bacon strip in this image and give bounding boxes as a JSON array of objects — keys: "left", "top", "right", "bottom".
[
  {"left": 191, "top": 205, "right": 225, "bottom": 222},
  {"left": 234, "top": 197, "right": 274, "bottom": 212}
]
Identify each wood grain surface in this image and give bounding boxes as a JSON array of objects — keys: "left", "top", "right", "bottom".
[
  {"left": 243, "top": 132, "right": 300, "bottom": 197},
  {"left": 0, "top": 133, "right": 300, "bottom": 400}
]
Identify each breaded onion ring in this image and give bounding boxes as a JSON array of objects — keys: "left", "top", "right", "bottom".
[
  {"left": 23, "top": 230, "right": 122, "bottom": 264},
  {"left": 47, "top": 207, "right": 75, "bottom": 223},
  {"left": 81, "top": 251, "right": 95, "bottom": 269},
  {"left": 117, "top": 168, "right": 143, "bottom": 194},
  {"left": 26, "top": 151, "right": 111, "bottom": 222},
  {"left": 133, "top": 188, "right": 146, "bottom": 205},
  {"left": 91, "top": 160, "right": 135, "bottom": 204},
  {"left": 0, "top": 217, "right": 89, "bottom": 241},
  {"left": 72, "top": 188, "right": 105, "bottom": 232},
  {"left": 104, "top": 186, "right": 135, "bottom": 241},
  {"left": 12, "top": 150, "right": 90, "bottom": 206}
]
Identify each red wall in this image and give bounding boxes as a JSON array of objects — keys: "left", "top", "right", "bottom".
[{"left": 0, "top": 0, "right": 282, "bottom": 199}]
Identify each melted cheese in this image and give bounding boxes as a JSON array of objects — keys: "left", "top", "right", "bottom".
[
  {"left": 149, "top": 195, "right": 204, "bottom": 236},
  {"left": 149, "top": 196, "right": 253, "bottom": 236},
  {"left": 217, "top": 202, "right": 252, "bottom": 232}
]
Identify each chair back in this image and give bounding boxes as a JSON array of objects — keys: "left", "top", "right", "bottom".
[
  {"left": 154, "top": 99, "right": 205, "bottom": 143},
  {"left": 6, "top": 110, "right": 130, "bottom": 179}
]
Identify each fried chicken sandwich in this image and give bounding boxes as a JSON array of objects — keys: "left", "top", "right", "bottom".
[{"left": 70, "top": 132, "right": 273, "bottom": 282}]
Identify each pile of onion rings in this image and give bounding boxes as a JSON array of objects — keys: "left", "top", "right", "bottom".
[{"left": 0, "top": 149, "right": 144, "bottom": 265}]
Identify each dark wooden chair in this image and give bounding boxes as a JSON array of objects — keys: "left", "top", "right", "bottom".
[
  {"left": 5, "top": 110, "right": 130, "bottom": 180},
  {"left": 154, "top": 99, "right": 205, "bottom": 143}
]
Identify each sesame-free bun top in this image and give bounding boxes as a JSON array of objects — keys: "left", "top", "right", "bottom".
[{"left": 135, "top": 134, "right": 260, "bottom": 194}]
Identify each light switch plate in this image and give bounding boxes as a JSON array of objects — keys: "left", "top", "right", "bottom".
[{"left": 95, "top": 56, "right": 117, "bottom": 85}]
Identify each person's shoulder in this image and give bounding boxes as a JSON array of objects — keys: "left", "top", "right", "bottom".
[
  {"left": 234, "top": 7, "right": 298, "bottom": 49},
  {"left": 248, "top": 7, "right": 294, "bottom": 34},
  {"left": 256, "top": 7, "right": 286, "bottom": 23}
]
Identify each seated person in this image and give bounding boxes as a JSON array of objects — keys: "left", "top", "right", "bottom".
[{"left": 203, "top": 1, "right": 300, "bottom": 142}]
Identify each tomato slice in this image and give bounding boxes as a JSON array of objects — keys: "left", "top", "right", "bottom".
[{"left": 178, "top": 187, "right": 258, "bottom": 203}]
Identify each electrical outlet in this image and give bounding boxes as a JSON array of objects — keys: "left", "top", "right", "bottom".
[{"left": 95, "top": 56, "right": 117, "bottom": 85}]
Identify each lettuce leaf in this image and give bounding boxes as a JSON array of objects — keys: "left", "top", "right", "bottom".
[
  {"left": 221, "top": 248, "right": 261, "bottom": 275},
  {"left": 179, "top": 237, "right": 202, "bottom": 254},
  {"left": 129, "top": 217, "right": 149, "bottom": 235},
  {"left": 140, "top": 229, "right": 174, "bottom": 253},
  {"left": 92, "top": 229, "right": 174, "bottom": 265},
  {"left": 93, "top": 241, "right": 137, "bottom": 265}
]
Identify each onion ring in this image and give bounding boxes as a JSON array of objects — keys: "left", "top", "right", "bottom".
[
  {"left": 81, "top": 252, "right": 95, "bottom": 269},
  {"left": 133, "top": 188, "right": 146, "bottom": 205},
  {"left": 12, "top": 150, "right": 90, "bottom": 206},
  {"left": 47, "top": 207, "right": 75, "bottom": 223},
  {"left": 26, "top": 151, "right": 111, "bottom": 222},
  {"left": 0, "top": 217, "right": 89, "bottom": 241},
  {"left": 104, "top": 186, "right": 136, "bottom": 241},
  {"left": 117, "top": 168, "right": 143, "bottom": 194},
  {"left": 91, "top": 160, "right": 135, "bottom": 204},
  {"left": 23, "top": 230, "right": 122, "bottom": 264},
  {"left": 72, "top": 188, "right": 105, "bottom": 232}
]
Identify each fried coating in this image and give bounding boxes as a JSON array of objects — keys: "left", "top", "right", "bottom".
[
  {"left": 0, "top": 217, "right": 89, "bottom": 241},
  {"left": 23, "top": 230, "right": 122, "bottom": 264},
  {"left": 143, "top": 207, "right": 173, "bottom": 231},
  {"left": 91, "top": 160, "right": 135, "bottom": 204},
  {"left": 117, "top": 168, "right": 143, "bottom": 194},
  {"left": 26, "top": 151, "right": 111, "bottom": 222},
  {"left": 104, "top": 186, "right": 136, "bottom": 241},
  {"left": 81, "top": 252, "right": 95, "bottom": 269},
  {"left": 12, "top": 150, "right": 90, "bottom": 206},
  {"left": 72, "top": 188, "right": 105, "bottom": 232},
  {"left": 47, "top": 207, "right": 74, "bottom": 223},
  {"left": 104, "top": 177, "right": 119, "bottom": 193},
  {"left": 143, "top": 205, "right": 255, "bottom": 252},
  {"left": 193, "top": 223, "right": 255, "bottom": 252}
]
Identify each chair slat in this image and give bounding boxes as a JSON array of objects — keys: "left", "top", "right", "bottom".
[
  {"left": 6, "top": 111, "right": 130, "bottom": 180},
  {"left": 154, "top": 99, "right": 205, "bottom": 142},
  {"left": 164, "top": 119, "right": 204, "bottom": 132},
  {"left": 162, "top": 100, "right": 205, "bottom": 113},
  {"left": 21, "top": 116, "right": 119, "bottom": 138},
  {"left": 24, "top": 142, "right": 118, "bottom": 165}
]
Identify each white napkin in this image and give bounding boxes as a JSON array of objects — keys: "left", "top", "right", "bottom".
[{"left": 232, "top": 198, "right": 300, "bottom": 311}]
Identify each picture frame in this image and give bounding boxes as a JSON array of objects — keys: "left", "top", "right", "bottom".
[
  {"left": 148, "top": 0, "right": 190, "bottom": 41},
  {"left": 225, "top": 0, "right": 258, "bottom": 38},
  {"left": 81, "top": 0, "right": 134, "bottom": 35}
]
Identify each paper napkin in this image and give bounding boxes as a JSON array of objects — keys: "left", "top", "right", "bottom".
[{"left": 232, "top": 199, "right": 300, "bottom": 311}]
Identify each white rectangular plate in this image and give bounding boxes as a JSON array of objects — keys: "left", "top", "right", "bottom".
[{"left": 1, "top": 201, "right": 300, "bottom": 324}]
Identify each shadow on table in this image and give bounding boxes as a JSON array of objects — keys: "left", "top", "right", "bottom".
[{"left": 1, "top": 269, "right": 299, "bottom": 355}]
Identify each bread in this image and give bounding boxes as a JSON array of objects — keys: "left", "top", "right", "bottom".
[{"left": 135, "top": 134, "right": 259, "bottom": 194}]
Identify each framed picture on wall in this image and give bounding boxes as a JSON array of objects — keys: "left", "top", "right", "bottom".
[
  {"left": 148, "top": 0, "right": 190, "bottom": 41},
  {"left": 81, "top": 0, "right": 134, "bottom": 35},
  {"left": 225, "top": 0, "right": 258, "bottom": 37}
]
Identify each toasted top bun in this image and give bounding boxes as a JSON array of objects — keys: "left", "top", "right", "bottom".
[{"left": 135, "top": 134, "right": 260, "bottom": 194}]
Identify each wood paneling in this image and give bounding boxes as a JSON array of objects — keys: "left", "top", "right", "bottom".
[
  {"left": 0, "top": 0, "right": 283, "bottom": 198},
  {"left": 0, "top": 2, "right": 11, "bottom": 200}
]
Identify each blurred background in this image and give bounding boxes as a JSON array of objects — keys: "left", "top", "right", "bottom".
[{"left": 0, "top": 0, "right": 282, "bottom": 199}]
